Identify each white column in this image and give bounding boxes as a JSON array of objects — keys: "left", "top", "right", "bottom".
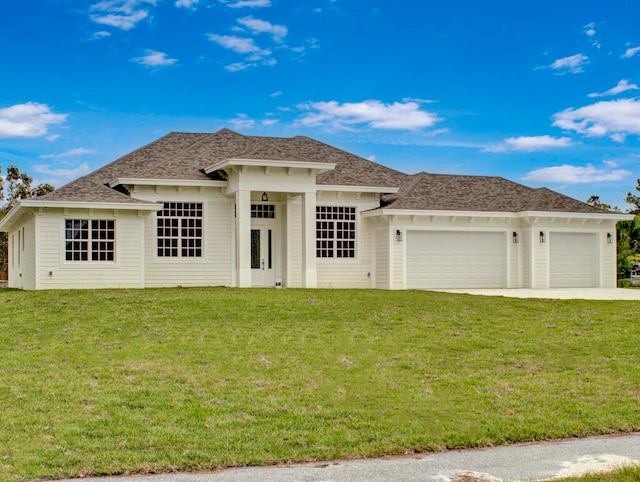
[
  {"left": 301, "top": 191, "right": 317, "bottom": 288},
  {"left": 236, "top": 190, "right": 252, "bottom": 287}
]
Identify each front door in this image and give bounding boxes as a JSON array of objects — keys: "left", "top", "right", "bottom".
[{"left": 251, "top": 226, "right": 275, "bottom": 287}]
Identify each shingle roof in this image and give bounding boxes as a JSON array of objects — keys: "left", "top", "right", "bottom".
[
  {"left": 33, "top": 128, "right": 606, "bottom": 215},
  {"left": 35, "top": 128, "right": 407, "bottom": 204},
  {"left": 380, "top": 172, "right": 608, "bottom": 214}
]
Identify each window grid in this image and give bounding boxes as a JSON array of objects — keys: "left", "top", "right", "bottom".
[
  {"left": 251, "top": 204, "right": 275, "bottom": 219},
  {"left": 65, "top": 219, "right": 114, "bottom": 262},
  {"left": 316, "top": 206, "right": 356, "bottom": 258},
  {"left": 157, "top": 202, "right": 203, "bottom": 258}
]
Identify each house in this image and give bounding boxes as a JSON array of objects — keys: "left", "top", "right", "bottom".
[{"left": 0, "top": 128, "right": 632, "bottom": 290}]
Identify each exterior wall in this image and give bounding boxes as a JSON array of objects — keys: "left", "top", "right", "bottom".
[
  {"left": 522, "top": 218, "right": 618, "bottom": 288},
  {"left": 315, "top": 192, "right": 378, "bottom": 289},
  {"left": 375, "top": 222, "right": 390, "bottom": 289},
  {"left": 520, "top": 228, "right": 532, "bottom": 288},
  {"left": 387, "top": 215, "right": 520, "bottom": 290},
  {"left": 35, "top": 208, "right": 145, "bottom": 290},
  {"left": 285, "top": 197, "right": 302, "bottom": 288},
  {"left": 7, "top": 214, "right": 36, "bottom": 290},
  {"left": 131, "top": 186, "right": 234, "bottom": 288}
]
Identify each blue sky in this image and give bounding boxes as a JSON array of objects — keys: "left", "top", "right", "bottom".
[{"left": 2, "top": 0, "right": 640, "bottom": 209}]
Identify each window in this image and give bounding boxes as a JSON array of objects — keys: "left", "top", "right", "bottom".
[
  {"left": 316, "top": 206, "right": 356, "bottom": 258},
  {"left": 251, "top": 204, "right": 275, "bottom": 218},
  {"left": 157, "top": 202, "right": 203, "bottom": 258},
  {"left": 65, "top": 219, "right": 115, "bottom": 261}
]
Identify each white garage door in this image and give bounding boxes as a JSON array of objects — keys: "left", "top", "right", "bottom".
[
  {"left": 407, "top": 231, "right": 506, "bottom": 289},
  {"left": 550, "top": 233, "right": 597, "bottom": 288}
]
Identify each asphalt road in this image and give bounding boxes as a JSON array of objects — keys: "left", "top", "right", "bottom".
[{"left": 55, "top": 432, "right": 640, "bottom": 482}]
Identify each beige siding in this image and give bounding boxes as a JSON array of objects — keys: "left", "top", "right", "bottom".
[
  {"left": 315, "top": 194, "right": 378, "bottom": 289},
  {"left": 520, "top": 228, "right": 532, "bottom": 288},
  {"left": 286, "top": 198, "right": 302, "bottom": 287},
  {"left": 375, "top": 224, "right": 389, "bottom": 289},
  {"left": 602, "top": 224, "right": 618, "bottom": 287},
  {"left": 7, "top": 214, "right": 36, "bottom": 290},
  {"left": 143, "top": 193, "right": 234, "bottom": 288},
  {"left": 36, "top": 208, "right": 144, "bottom": 289}
]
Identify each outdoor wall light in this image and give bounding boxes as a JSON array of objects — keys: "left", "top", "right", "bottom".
[
  {"left": 607, "top": 232, "right": 613, "bottom": 244},
  {"left": 261, "top": 191, "right": 269, "bottom": 202},
  {"left": 539, "top": 231, "right": 546, "bottom": 243},
  {"left": 512, "top": 231, "right": 519, "bottom": 244},
  {"left": 396, "top": 229, "right": 402, "bottom": 242}
]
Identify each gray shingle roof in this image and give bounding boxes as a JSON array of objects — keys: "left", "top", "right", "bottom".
[
  {"left": 380, "top": 172, "right": 607, "bottom": 214},
  {"left": 34, "top": 128, "right": 606, "bottom": 215}
]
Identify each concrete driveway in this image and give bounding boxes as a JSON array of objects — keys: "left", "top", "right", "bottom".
[
  {"left": 431, "top": 288, "right": 640, "bottom": 300},
  {"left": 55, "top": 432, "right": 640, "bottom": 482}
]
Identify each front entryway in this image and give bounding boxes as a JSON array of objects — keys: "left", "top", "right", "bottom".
[{"left": 251, "top": 226, "right": 275, "bottom": 287}]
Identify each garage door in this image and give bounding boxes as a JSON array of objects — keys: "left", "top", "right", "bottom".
[
  {"left": 550, "top": 233, "right": 597, "bottom": 288},
  {"left": 407, "top": 231, "right": 506, "bottom": 289}
]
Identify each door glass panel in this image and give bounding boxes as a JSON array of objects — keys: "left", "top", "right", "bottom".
[
  {"left": 268, "top": 229, "right": 272, "bottom": 269},
  {"left": 251, "top": 229, "right": 260, "bottom": 269}
]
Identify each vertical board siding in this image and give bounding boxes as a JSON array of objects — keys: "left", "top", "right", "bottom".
[
  {"left": 521, "top": 229, "right": 531, "bottom": 288},
  {"left": 7, "top": 215, "right": 36, "bottom": 289}
]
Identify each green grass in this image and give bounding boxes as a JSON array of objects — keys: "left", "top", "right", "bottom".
[
  {"left": 1, "top": 288, "right": 640, "bottom": 481},
  {"left": 558, "top": 465, "right": 640, "bottom": 481}
]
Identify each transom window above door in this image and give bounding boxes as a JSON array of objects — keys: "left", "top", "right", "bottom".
[{"left": 251, "top": 204, "right": 275, "bottom": 219}]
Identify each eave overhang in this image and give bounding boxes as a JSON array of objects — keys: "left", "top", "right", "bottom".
[
  {"left": 317, "top": 184, "right": 400, "bottom": 194},
  {"left": 0, "top": 199, "right": 163, "bottom": 232},
  {"left": 109, "top": 178, "right": 227, "bottom": 189},
  {"left": 362, "top": 208, "right": 634, "bottom": 222},
  {"left": 203, "top": 158, "right": 337, "bottom": 175}
]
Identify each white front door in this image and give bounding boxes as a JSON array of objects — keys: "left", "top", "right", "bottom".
[{"left": 251, "top": 226, "right": 276, "bottom": 287}]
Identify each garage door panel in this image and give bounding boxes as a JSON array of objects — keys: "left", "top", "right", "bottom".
[
  {"left": 550, "top": 233, "right": 597, "bottom": 288},
  {"left": 407, "top": 231, "right": 506, "bottom": 289}
]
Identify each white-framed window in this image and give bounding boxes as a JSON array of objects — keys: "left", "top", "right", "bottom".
[
  {"left": 65, "top": 219, "right": 115, "bottom": 262},
  {"left": 251, "top": 204, "right": 275, "bottom": 219},
  {"left": 157, "top": 202, "right": 203, "bottom": 258},
  {"left": 316, "top": 206, "right": 356, "bottom": 258}
]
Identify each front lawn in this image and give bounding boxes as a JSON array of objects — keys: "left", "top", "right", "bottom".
[{"left": 1, "top": 288, "right": 639, "bottom": 480}]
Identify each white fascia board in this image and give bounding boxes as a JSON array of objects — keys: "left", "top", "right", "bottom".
[
  {"left": 0, "top": 199, "right": 162, "bottom": 232},
  {"left": 109, "top": 178, "right": 227, "bottom": 188},
  {"left": 362, "top": 208, "right": 635, "bottom": 222},
  {"left": 518, "top": 211, "right": 635, "bottom": 222},
  {"left": 317, "top": 185, "right": 400, "bottom": 194},
  {"left": 204, "top": 158, "right": 336, "bottom": 174},
  {"left": 362, "top": 209, "right": 516, "bottom": 218}
]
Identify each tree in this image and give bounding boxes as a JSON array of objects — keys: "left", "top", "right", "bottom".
[
  {"left": 0, "top": 164, "right": 55, "bottom": 276},
  {"left": 626, "top": 179, "right": 640, "bottom": 215},
  {"left": 594, "top": 180, "right": 640, "bottom": 283},
  {"left": 586, "top": 195, "right": 619, "bottom": 212}
]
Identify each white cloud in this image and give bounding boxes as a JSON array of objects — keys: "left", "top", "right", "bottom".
[
  {"left": 31, "top": 163, "right": 92, "bottom": 188},
  {"left": 485, "top": 135, "right": 573, "bottom": 153},
  {"left": 237, "top": 16, "right": 287, "bottom": 42},
  {"left": 207, "top": 34, "right": 269, "bottom": 55},
  {"left": 297, "top": 99, "right": 441, "bottom": 130},
  {"left": 223, "top": 0, "right": 270, "bottom": 7},
  {"left": 622, "top": 46, "right": 640, "bottom": 59},
  {"left": 582, "top": 22, "right": 600, "bottom": 48},
  {"left": 224, "top": 61, "right": 256, "bottom": 72},
  {"left": 89, "top": 0, "right": 155, "bottom": 30},
  {"left": 522, "top": 163, "right": 631, "bottom": 184},
  {"left": 0, "top": 102, "right": 67, "bottom": 138},
  {"left": 92, "top": 30, "right": 111, "bottom": 39},
  {"left": 270, "top": 90, "right": 283, "bottom": 97},
  {"left": 176, "top": 0, "right": 199, "bottom": 7},
  {"left": 230, "top": 114, "right": 255, "bottom": 129},
  {"left": 262, "top": 119, "right": 278, "bottom": 125},
  {"left": 553, "top": 98, "right": 640, "bottom": 141},
  {"left": 39, "top": 148, "right": 98, "bottom": 160},
  {"left": 132, "top": 49, "right": 178, "bottom": 67},
  {"left": 588, "top": 79, "right": 639, "bottom": 98},
  {"left": 549, "top": 53, "right": 589, "bottom": 74}
]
